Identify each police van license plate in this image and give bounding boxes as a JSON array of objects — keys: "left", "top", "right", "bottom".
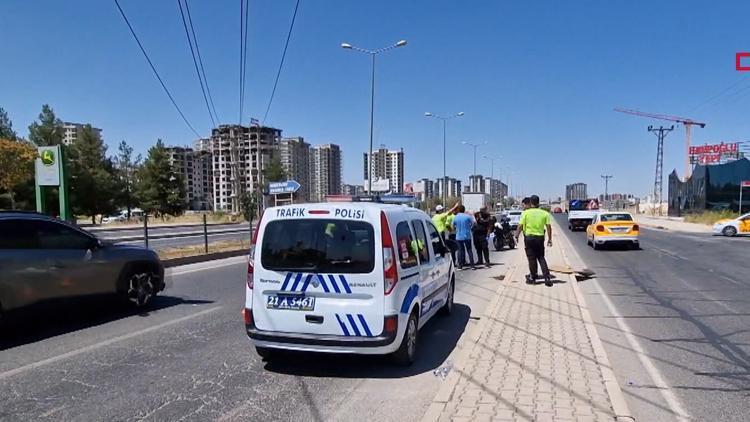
[{"left": 266, "top": 295, "right": 315, "bottom": 311}]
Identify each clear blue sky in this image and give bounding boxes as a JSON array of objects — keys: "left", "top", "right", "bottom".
[{"left": 2, "top": 0, "right": 750, "bottom": 199}]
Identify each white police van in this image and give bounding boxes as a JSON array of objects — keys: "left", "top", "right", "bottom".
[{"left": 243, "top": 200, "right": 455, "bottom": 365}]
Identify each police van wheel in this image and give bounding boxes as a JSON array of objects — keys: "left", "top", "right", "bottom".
[
  {"left": 392, "top": 312, "right": 418, "bottom": 366},
  {"left": 255, "top": 346, "right": 276, "bottom": 361},
  {"left": 440, "top": 280, "right": 455, "bottom": 316}
]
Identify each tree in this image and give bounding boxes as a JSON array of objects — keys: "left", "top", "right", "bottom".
[
  {"left": 114, "top": 140, "right": 142, "bottom": 219},
  {"left": 137, "top": 139, "right": 186, "bottom": 218},
  {"left": 28, "top": 104, "right": 64, "bottom": 146},
  {"left": 263, "top": 155, "right": 287, "bottom": 183},
  {"left": 68, "top": 125, "right": 118, "bottom": 223},
  {"left": 240, "top": 190, "right": 258, "bottom": 223},
  {"left": 0, "top": 138, "right": 36, "bottom": 209},
  {"left": 0, "top": 107, "right": 17, "bottom": 141}
]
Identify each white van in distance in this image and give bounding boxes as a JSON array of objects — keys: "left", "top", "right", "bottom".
[{"left": 243, "top": 200, "right": 455, "bottom": 365}]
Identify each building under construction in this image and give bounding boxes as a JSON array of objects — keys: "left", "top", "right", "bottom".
[{"left": 197, "top": 124, "right": 282, "bottom": 212}]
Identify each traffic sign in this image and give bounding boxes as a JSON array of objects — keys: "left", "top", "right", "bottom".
[{"left": 268, "top": 180, "right": 301, "bottom": 195}]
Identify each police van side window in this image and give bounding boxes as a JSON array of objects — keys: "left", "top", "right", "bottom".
[
  {"left": 425, "top": 221, "right": 445, "bottom": 257},
  {"left": 411, "top": 220, "right": 429, "bottom": 264},
  {"left": 395, "top": 221, "right": 418, "bottom": 269}
]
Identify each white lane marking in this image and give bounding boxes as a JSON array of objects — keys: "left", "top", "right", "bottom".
[
  {"left": 559, "top": 227, "right": 690, "bottom": 421},
  {"left": 0, "top": 307, "right": 221, "bottom": 381},
  {"left": 719, "top": 275, "right": 743, "bottom": 286},
  {"left": 169, "top": 256, "right": 248, "bottom": 277},
  {"left": 592, "top": 282, "right": 690, "bottom": 421}
]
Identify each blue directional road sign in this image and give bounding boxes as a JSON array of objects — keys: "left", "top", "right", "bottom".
[{"left": 268, "top": 180, "right": 301, "bottom": 195}]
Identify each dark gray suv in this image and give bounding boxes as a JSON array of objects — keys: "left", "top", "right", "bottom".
[{"left": 0, "top": 212, "right": 165, "bottom": 318}]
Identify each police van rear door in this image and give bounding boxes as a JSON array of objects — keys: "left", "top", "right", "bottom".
[{"left": 253, "top": 204, "right": 384, "bottom": 338}]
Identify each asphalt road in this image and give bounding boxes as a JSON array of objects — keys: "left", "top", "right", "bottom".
[
  {"left": 554, "top": 214, "right": 750, "bottom": 422},
  {"left": 89, "top": 223, "right": 250, "bottom": 251},
  {"left": 0, "top": 248, "right": 516, "bottom": 421}
]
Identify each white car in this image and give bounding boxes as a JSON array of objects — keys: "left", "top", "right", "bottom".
[
  {"left": 243, "top": 200, "right": 456, "bottom": 365},
  {"left": 506, "top": 210, "right": 522, "bottom": 229},
  {"left": 712, "top": 213, "right": 750, "bottom": 237}
]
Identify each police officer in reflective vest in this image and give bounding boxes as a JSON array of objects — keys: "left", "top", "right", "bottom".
[{"left": 514, "top": 195, "right": 553, "bottom": 286}]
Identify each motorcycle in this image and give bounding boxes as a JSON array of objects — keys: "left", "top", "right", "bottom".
[{"left": 492, "top": 217, "right": 516, "bottom": 251}]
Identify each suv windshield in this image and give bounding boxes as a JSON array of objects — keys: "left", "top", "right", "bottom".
[{"left": 261, "top": 219, "right": 375, "bottom": 273}]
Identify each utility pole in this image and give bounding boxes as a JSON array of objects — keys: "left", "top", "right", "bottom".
[
  {"left": 601, "top": 175, "right": 613, "bottom": 208},
  {"left": 648, "top": 125, "right": 674, "bottom": 215}
]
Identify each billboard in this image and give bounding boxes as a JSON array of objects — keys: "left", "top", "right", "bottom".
[{"left": 689, "top": 142, "right": 741, "bottom": 165}]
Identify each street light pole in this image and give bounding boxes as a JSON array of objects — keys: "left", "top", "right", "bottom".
[
  {"left": 601, "top": 174, "right": 613, "bottom": 207},
  {"left": 425, "top": 111, "right": 464, "bottom": 204},
  {"left": 342, "top": 39, "right": 407, "bottom": 195},
  {"left": 462, "top": 140, "right": 486, "bottom": 182}
]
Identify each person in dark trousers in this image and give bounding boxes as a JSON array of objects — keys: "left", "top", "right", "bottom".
[
  {"left": 451, "top": 205, "right": 476, "bottom": 270},
  {"left": 514, "top": 195, "right": 553, "bottom": 286},
  {"left": 472, "top": 206, "right": 492, "bottom": 267}
]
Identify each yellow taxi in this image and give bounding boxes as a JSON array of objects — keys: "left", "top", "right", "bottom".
[
  {"left": 712, "top": 212, "right": 750, "bottom": 237},
  {"left": 586, "top": 212, "right": 639, "bottom": 250}
]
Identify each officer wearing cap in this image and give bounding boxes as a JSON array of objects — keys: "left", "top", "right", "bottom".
[{"left": 432, "top": 202, "right": 460, "bottom": 262}]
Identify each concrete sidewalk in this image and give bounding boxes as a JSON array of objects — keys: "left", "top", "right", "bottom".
[
  {"left": 422, "top": 235, "right": 631, "bottom": 421},
  {"left": 635, "top": 215, "right": 709, "bottom": 234}
]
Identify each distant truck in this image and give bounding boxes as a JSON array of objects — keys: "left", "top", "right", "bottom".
[
  {"left": 567, "top": 198, "right": 600, "bottom": 231},
  {"left": 462, "top": 192, "right": 489, "bottom": 213}
]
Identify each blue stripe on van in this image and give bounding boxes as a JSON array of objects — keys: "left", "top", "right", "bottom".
[
  {"left": 290, "top": 273, "right": 303, "bottom": 291},
  {"left": 357, "top": 314, "right": 373, "bottom": 337},
  {"left": 400, "top": 284, "right": 420, "bottom": 314},
  {"left": 328, "top": 275, "right": 341, "bottom": 293},
  {"left": 316, "top": 274, "right": 330, "bottom": 293},
  {"left": 339, "top": 275, "right": 352, "bottom": 294},
  {"left": 281, "top": 272, "right": 293, "bottom": 291},
  {"left": 335, "top": 314, "right": 350, "bottom": 336},
  {"left": 346, "top": 314, "right": 361, "bottom": 336},
  {"left": 301, "top": 274, "right": 314, "bottom": 292}
]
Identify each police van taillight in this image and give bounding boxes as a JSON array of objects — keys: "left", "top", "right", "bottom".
[
  {"left": 247, "top": 210, "right": 265, "bottom": 290},
  {"left": 381, "top": 212, "right": 399, "bottom": 295}
]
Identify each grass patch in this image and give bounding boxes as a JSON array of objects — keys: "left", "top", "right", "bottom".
[
  {"left": 158, "top": 239, "right": 248, "bottom": 260},
  {"left": 683, "top": 210, "right": 739, "bottom": 225}
]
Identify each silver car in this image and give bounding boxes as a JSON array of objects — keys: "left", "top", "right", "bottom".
[{"left": 0, "top": 212, "right": 165, "bottom": 319}]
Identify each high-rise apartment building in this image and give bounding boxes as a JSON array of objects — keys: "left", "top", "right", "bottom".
[
  {"left": 62, "top": 122, "right": 102, "bottom": 145},
  {"left": 414, "top": 178, "right": 435, "bottom": 201},
  {"left": 363, "top": 146, "right": 404, "bottom": 193},
  {"left": 435, "top": 177, "right": 462, "bottom": 199},
  {"left": 310, "top": 144, "right": 342, "bottom": 202},
  {"left": 166, "top": 146, "right": 214, "bottom": 211},
  {"left": 469, "top": 174, "right": 507, "bottom": 201},
  {"left": 203, "top": 124, "right": 281, "bottom": 212},
  {"left": 565, "top": 183, "right": 588, "bottom": 201},
  {"left": 278, "top": 137, "right": 311, "bottom": 202}
]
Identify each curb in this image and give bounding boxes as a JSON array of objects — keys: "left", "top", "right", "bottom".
[
  {"left": 162, "top": 249, "right": 247, "bottom": 268},
  {"left": 553, "top": 219, "right": 635, "bottom": 422},
  {"left": 421, "top": 248, "right": 524, "bottom": 422}
]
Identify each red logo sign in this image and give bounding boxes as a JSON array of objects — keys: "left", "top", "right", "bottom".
[
  {"left": 689, "top": 142, "right": 741, "bottom": 165},
  {"left": 737, "top": 53, "right": 750, "bottom": 71},
  {"left": 742, "top": 181, "right": 750, "bottom": 188}
]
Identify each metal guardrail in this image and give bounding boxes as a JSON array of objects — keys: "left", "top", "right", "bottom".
[{"left": 93, "top": 216, "right": 251, "bottom": 253}]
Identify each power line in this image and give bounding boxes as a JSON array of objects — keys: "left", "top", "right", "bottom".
[
  {"left": 113, "top": 0, "right": 200, "bottom": 137},
  {"left": 184, "top": 0, "right": 220, "bottom": 124},
  {"left": 262, "top": 0, "right": 301, "bottom": 124},
  {"left": 178, "top": 0, "right": 216, "bottom": 127},
  {"left": 691, "top": 76, "right": 750, "bottom": 112}
]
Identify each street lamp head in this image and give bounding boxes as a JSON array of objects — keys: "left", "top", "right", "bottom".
[
  {"left": 424, "top": 112, "right": 433, "bottom": 117},
  {"left": 457, "top": 112, "right": 464, "bottom": 116},
  {"left": 461, "top": 141, "right": 468, "bottom": 145},
  {"left": 396, "top": 40, "right": 407, "bottom": 47},
  {"left": 341, "top": 43, "right": 353, "bottom": 49}
]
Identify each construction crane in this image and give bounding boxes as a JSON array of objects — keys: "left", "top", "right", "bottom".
[{"left": 614, "top": 108, "right": 706, "bottom": 180}]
